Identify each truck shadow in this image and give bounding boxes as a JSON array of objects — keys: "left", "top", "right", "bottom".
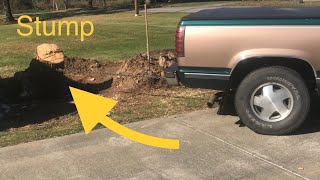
[{"left": 292, "top": 95, "right": 320, "bottom": 135}]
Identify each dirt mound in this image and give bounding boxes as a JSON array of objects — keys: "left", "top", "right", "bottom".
[
  {"left": 115, "top": 49, "right": 177, "bottom": 90},
  {"left": 64, "top": 57, "right": 103, "bottom": 74},
  {"left": 0, "top": 50, "right": 177, "bottom": 103}
]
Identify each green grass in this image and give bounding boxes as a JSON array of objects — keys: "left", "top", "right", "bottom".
[
  {"left": 0, "top": 89, "right": 211, "bottom": 147},
  {"left": 111, "top": 95, "right": 209, "bottom": 124},
  {"left": 0, "top": 114, "right": 84, "bottom": 147},
  {"left": 0, "top": 11, "right": 186, "bottom": 76}
]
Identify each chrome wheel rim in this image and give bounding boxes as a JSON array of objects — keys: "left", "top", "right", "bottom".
[{"left": 250, "top": 83, "right": 294, "bottom": 122}]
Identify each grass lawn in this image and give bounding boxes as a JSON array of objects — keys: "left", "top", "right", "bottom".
[
  {"left": 0, "top": 88, "right": 211, "bottom": 147},
  {"left": 0, "top": 11, "right": 215, "bottom": 147},
  {"left": 0, "top": 11, "right": 186, "bottom": 77}
]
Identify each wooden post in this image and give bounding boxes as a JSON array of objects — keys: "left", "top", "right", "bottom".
[
  {"left": 134, "top": 0, "right": 139, "bottom": 16},
  {"left": 144, "top": 4, "right": 150, "bottom": 69},
  {"left": 55, "top": 1, "right": 59, "bottom": 11}
]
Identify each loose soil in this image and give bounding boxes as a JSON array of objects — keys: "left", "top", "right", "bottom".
[
  {"left": 0, "top": 50, "right": 213, "bottom": 136},
  {"left": 0, "top": 50, "right": 176, "bottom": 102}
]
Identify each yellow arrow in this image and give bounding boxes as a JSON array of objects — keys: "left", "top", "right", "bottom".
[{"left": 69, "top": 87, "right": 180, "bottom": 150}]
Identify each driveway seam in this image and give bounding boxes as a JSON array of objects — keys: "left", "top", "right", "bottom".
[{"left": 178, "top": 120, "right": 310, "bottom": 180}]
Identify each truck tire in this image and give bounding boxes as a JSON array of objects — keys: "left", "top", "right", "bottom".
[{"left": 235, "top": 66, "right": 310, "bottom": 135}]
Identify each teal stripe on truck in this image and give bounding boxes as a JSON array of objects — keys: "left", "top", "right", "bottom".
[
  {"left": 178, "top": 67, "right": 231, "bottom": 75},
  {"left": 180, "top": 19, "right": 320, "bottom": 26}
]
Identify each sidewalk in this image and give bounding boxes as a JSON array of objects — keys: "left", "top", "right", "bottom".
[{"left": 1, "top": 109, "right": 319, "bottom": 179}]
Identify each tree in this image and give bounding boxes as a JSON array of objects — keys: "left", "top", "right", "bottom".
[
  {"left": 88, "top": 0, "right": 93, "bottom": 8},
  {"left": 3, "top": 0, "right": 15, "bottom": 22},
  {"left": 134, "top": 0, "right": 138, "bottom": 16},
  {"left": 63, "top": 0, "right": 68, "bottom": 9}
]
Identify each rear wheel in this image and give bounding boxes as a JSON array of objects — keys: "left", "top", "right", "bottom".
[{"left": 235, "top": 66, "right": 310, "bottom": 135}]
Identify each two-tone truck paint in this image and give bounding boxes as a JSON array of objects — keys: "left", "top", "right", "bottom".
[{"left": 166, "top": 7, "right": 320, "bottom": 135}]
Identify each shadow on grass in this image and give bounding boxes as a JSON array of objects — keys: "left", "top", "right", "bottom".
[{"left": 0, "top": 59, "right": 113, "bottom": 131}]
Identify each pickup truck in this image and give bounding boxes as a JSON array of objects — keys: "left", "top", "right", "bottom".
[{"left": 165, "top": 7, "right": 320, "bottom": 135}]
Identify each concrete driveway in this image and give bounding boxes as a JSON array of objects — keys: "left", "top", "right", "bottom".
[{"left": 1, "top": 108, "right": 320, "bottom": 180}]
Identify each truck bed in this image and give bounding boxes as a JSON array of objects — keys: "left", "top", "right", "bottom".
[{"left": 182, "top": 7, "right": 320, "bottom": 20}]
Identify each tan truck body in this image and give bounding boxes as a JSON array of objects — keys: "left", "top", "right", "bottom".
[
  {"left": 166, "top": 7, "right": 320, "bottom": 92},
  {"left": 182, "top": 26, "right": 320, "bottom": 73},
  {"left": 165, "top": 7, "right": 320, "bottom": 134}
]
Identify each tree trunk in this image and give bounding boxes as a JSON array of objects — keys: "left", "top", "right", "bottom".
[
  {"left": 134, "top": 0, "right": 139, "bottom": 16},
  {"left": 88, "top": 0, "right": 93, "bottom": 8},
  {"left": 3, "top": 0, "right": 15, "bottom": 22},
  {"left": 63, "top": 0, "right": 69, "bottom": 10},
  {"left": 47, "top": 0, "right": 50, "bottom": 11},
  {"left": 55, "top": 2, "right": 59, "bottom": 11},
  {"left": 52, "top": 0, "right": 55, "bottom": 11}
]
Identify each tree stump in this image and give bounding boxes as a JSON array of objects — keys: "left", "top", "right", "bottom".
[
  {"left": 36, "top": 44, "right": 65, "bottom": 67},
  {"left": 15, "top": 44, "right": 68, "bottom": 100}
]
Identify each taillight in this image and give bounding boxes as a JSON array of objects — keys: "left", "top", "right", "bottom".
[{"left": 176, "top": 26, "right": 185, "bottom": 57}]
